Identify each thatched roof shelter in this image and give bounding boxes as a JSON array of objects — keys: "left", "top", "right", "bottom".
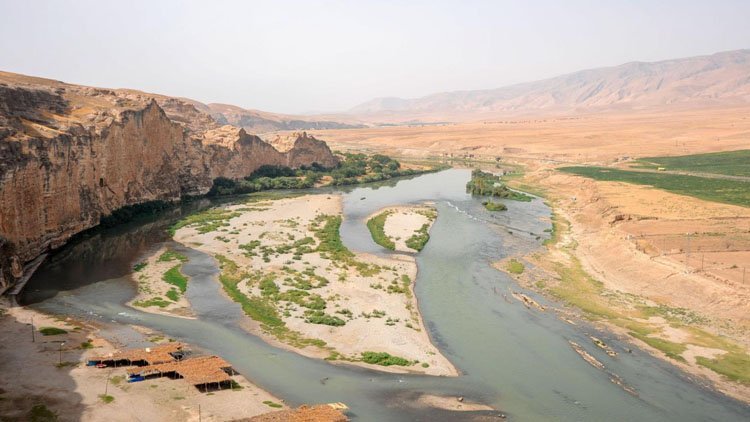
[{"left": 89, "top": 343, "right": 185, "bottom": 367}]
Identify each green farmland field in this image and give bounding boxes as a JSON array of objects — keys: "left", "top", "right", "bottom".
[
  {"left": 559, "top": 166, "right": 750, "bottom": 208},
  {"left": 634, "top": 149, "right": 750, "bottom": 177}
]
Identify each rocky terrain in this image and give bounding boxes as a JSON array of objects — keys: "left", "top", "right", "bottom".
[
  {"left": 0, "top": 71, "right": 338, "bottom": 294},
  {"left": 350, "top": 49, "right": 750, "bottom": 120}
]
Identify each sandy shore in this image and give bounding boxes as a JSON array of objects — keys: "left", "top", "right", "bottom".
[
  {"left": 0, "top": 305, "right": 286, "bottom": 421},
  {"left": 414, "top": 394, "right": 495, "bottom": 412},
  {"left": 174, "top": 194, "right": 457, "bottom": 376},
  {"left": 501, "top": 167, "right": 750, "bottom": 403},
  {"left": 126, "top": 246, "right": 195, "bottom": 319},
  {"left": 367, "top": 205, "right": 437, "bottom": 253}
]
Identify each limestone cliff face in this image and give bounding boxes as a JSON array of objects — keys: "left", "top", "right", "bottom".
[{"left": 0, "top": 72, "right": 338, "bottom": 293}]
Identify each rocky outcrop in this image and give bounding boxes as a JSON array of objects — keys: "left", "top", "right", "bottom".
[{"left": 0, "top": 72, "right": 338, "bottom": 293}]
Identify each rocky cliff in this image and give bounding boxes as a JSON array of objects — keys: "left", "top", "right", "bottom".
[{"left": 0, "top": 71, "right": 338, "bottom": 293}]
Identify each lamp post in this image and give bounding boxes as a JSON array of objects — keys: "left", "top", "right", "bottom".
[{"left": 59, "top": 342, "right": 66, "bottom": 365}]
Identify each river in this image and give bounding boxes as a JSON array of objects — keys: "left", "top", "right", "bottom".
[{"left": 19, "top": 169, "right": 750, "bottom": 421}]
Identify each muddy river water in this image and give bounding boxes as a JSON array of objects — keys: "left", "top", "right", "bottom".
[{"left": 19, "top": 169, "right": 750, "bottom": 421}]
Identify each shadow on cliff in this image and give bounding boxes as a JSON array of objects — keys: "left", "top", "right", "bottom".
[{"left": 17, "top": 199, "right": 209, "bottom": 306}]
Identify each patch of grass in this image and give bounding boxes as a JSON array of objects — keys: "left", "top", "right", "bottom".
[
  {"left": 696, "top": 353, "right": 750, "bottom": 384},
  {"left": 215, "top": 255, "right": 283, "bottom": 328},
  {"left": 162, "top": 266, "right": 188, "bottom": 293},
  {"left": 542, "top": 212, "right": 563, "bottom": 246},
  {"left": 133, "top": 297, "right": 171, "bottom": 308},
  {"left": 165, "top": 288, "right": 180, "bottom": 302},
  {"left": 98, "top": 394, "right": 115, "bottom": 404},
  {"left": 29, "top": 404, "right": 58, "bottom": 422},
  {"left": 559, "top": 166, "right": 750, "bottom": 207},
  {"left": 168, "top": 208, "right": 241, "bottom": 236},
  {"left": 158, "top": 250, "right": 188, "bottom": 263},
  {"left": 361, "top": 351, "right": 412, "bottom": 366},
  {"left": 634, "top": 149, "right": 750, "bottom": 177},
  {"left": 506, "top": 259, "right": 525, "bottom": 274},
  {"left": 311, "top": 215, "right": 380, "bottom": 276},
  {"left": 39, "top": 327, "right": 67, "bottom": 336},
  {"left": 132, "top": 262, "right": 147, "bottom": 272},
  {"left": 312, "top": 215, "right": 354, "bottom": 260},
  {"left": 483, "top": 201, "right": 507, "bottom": 211},
  {"left": 109, "top": 375, "right": 125, "bottom": 386},
  {"left": 548, "top": 258, "right": 620, "bottom": 321},
  {"left": 629, "top": 331, "right": 687, "bottom": 362},
  {"left": 405, "top": 223, "right": 431, "bottom": 252},
  {"left": 263, "top": 400, "right": 283, "bottom": 408},
  {"left": 80, "top": 340, "right": 94, "bottom": 349},
  {"left": 366, "top": 211, "right": 395, "bottom": 250}
]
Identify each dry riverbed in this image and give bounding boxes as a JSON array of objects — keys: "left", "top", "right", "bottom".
[{"left": 173, "top": 194, "right": 456, "bottom": 376}]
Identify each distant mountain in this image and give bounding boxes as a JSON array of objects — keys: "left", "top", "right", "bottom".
[
  {"left": 350, "top": 49, "right": 750, "bottom": 119},
  {"left": 197, "top": 102, "right": 365, "bottom": 133}
]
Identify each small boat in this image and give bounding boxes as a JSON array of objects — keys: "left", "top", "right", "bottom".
[{"left": 327, "top": 402, "right": 349, "bottom": 411}]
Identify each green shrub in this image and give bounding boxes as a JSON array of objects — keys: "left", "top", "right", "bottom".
[
  {"left": 305, "top": 310, "right": 346, "bottom": 326},
  {"left": 466, "top": 169, "right": 532, "bottom": 201},
  {"left": 39, "top": 327, "right": 67, "bottom": 336},
  {"left": 366, "top": 211, "right": 395, "bottom": 250},
  {"left": 29, "top": 404, "right": 58, "bottom": 422},
  {"left": 483, "top": 201, "right": 507, "bottom": 211},
  {"left": 405, "top": 223, "right": 431, "bottom": 252},
  {"left": 361, "top": 351, "right": 412, "bottom": 366}
]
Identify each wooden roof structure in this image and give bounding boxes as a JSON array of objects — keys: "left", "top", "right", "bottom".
[
  {"left": 126, "top": 355, "right": 233, "bottom": 386},
  {"left": 89, "top": 342, "right": 184, "bottom": 366}
]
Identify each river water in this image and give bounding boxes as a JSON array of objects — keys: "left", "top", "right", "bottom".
[{"left": 19, "top": 169, "right": 750, "bottom": 421}]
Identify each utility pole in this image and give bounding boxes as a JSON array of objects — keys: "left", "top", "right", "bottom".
[
  {"left": 59, "top": 342, "right": 65, "bottom": 365},
  {"left": 31, "top": 316, "right": 35, "bottom": 343},
  {"left": 701, "top": 254, "right": 704, "bottom": 272},
  {"left": 104, "top": 369, "right": 112, "bottom": 396},
  {"left": 685, "top": 232, "right": 691, "bottom": 272}
]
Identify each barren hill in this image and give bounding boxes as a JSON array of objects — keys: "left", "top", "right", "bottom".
[
  {"left": 350, "top": 49, "right": 750, "bottom": 120},
  {"left": 203, "top": 103, "right": 364, "bottom": 133}
]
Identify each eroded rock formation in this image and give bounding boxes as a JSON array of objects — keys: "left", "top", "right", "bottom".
[{"left": 0, "top": 71, "right": 338, "bottom": 293}]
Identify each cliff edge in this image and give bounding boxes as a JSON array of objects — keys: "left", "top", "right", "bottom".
[{"left": 0, "top": 71, "right": 338, "bottom": 293}]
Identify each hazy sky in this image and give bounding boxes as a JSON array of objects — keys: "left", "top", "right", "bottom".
[{"left": 1, "top": 1, "right": 749, "bottom": 114}]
